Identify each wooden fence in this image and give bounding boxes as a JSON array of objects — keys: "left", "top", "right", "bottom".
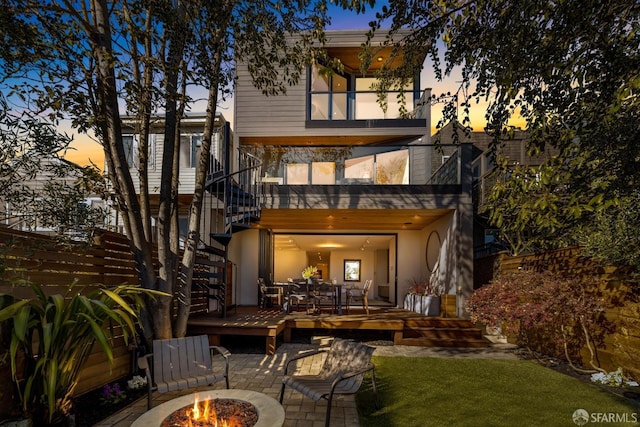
[
  {"left": 477, "top": 247, "right": 640, "bottom": 379},
  {"left": 0, "top": 226, "right": 213, "bottom": 397}
]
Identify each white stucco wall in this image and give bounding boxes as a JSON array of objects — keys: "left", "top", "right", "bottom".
[
  {"left": 395, "top": 212, "right": 459, "bottom": 305},
  {"left": 228, "top": 228, "right": 260, "bottom": 306}
]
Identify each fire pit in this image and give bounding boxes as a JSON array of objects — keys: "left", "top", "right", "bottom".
[{"left": 131, "top": 390, "right": 285, "bottom": 427}]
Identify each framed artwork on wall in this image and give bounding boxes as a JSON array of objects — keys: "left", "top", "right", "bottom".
[{"left": 344, "top": 259, "right": 361, "bottom": 282}]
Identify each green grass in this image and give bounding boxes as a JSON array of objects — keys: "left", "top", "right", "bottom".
[{"left": 356, "top": 357, "right": 640, "bottom": 427}]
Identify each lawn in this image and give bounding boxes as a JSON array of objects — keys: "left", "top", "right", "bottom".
[{"left": 356, "top": 357, "right": 640, "bottom": 427}]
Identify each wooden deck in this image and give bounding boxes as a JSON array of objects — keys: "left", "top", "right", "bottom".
[{"left": 187, "top": 306, "right": 489, "bottom": 355}]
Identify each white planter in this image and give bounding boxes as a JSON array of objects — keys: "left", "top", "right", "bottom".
[
  {"left": 404, "top": 294, "right": 441, "bottom": 316},
  {"left": 421, "top": 295, "right": 441, "bottom": 316}
]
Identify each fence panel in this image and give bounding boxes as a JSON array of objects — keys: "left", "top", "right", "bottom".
[{"left": 0, "top": 226, "right": 212, "bottom": 396}]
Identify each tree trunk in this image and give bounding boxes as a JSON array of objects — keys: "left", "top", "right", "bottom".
[
  {"left": 155, "top": 1, "right": 188, "bottom": 339},
  {"left": 91, "top": 0, "right": 158, "bottom": 342},
  {"left": 174, "top": 84, "right": 220, "bottom": 336},
  {"left": 173, "top": 5, "right": 231, "bottom": 336}
]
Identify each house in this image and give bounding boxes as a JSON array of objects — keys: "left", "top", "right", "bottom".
[
  {"left": 115, "top": 30, "right": 475, "bottom": 318},
  {"left": 1, "top": 156, "right": 108, "bottom": 240},
  {"left": 224, "top": 30, "right": 475, "bottom": 316},
  {"left": 116, "top": 112, "right": 232, "bottom": 241}
]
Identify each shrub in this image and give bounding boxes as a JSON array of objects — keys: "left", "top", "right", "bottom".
[{"left": 466, "top": 271, "right": 614, "bottom": 371}]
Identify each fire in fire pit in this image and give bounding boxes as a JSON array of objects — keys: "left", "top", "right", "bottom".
[
  {"left": 161, "top": 393, "right": 258, "bottom": 427},
  {"left": 131, "top": 389, "right": 283, "bottom": 427}
]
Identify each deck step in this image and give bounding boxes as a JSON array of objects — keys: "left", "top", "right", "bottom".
[
  {"left": 398, "top": 337, "right": 490, "bottom": 348},
  {"left": 403, "top": 318, "right": 477, "bottom": 328},
  {"left": 402, "top": 326, "right": 485, "bottom": 340}
]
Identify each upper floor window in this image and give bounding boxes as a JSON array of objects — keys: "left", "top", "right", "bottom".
[
  {"left": 310, "top": 64, "right": 348, "bottom": 120},
  {"left": 122, "top": 135, "right": 138, "bottom": 168},
  {"left": 190, "top": 135, "right": 201, "bottom": 168},
  {"left": 123, "top": 134, "right": 155, "bottom": 169},
  {"left": 309, "top": 64, "right": 416, "bottom": 121}
]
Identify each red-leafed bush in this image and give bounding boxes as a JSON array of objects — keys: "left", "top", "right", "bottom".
[{"left": 467, "top": 271, "right": 614, "bottom": 371}]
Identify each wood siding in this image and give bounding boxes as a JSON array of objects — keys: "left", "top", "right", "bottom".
[
  {"left": 234, "top": 30, "right": 428, "bottom": 141},
  {"left": 235, "top": 62, "right": 428, "bottom": 140}
]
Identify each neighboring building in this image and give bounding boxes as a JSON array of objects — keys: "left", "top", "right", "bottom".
[
  {"left": 432, "top": 121, "right": 559, "bottom": 257},
  {"left": 227, "top": 30, "right": 475, "bottom": 316},
  {"left": 2, "top": 157, "right": 108, "bottom": 240},
  {"left": 116, "top": 112, "right": 232, "bottom": 242}
]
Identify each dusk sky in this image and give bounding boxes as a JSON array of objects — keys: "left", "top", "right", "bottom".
[{"left": 63, "top": 3, "right": 490, "bottom": 168}]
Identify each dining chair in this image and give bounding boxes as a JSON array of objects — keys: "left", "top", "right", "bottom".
[
  {"left": 313, "top": 282, "right": 338, "bottom": 313},
  {"left": 258, "top": 278, "right": 282, "bottom": 309},
  {"left": 346, "top": 279, "right": 372, "bottom": 314},
  {"left": 286, "top": 281, "right": 308, "bottom": 312}
]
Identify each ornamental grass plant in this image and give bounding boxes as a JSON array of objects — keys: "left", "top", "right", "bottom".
[{"left": 0, "top": 281, "right": 162, "bottom": 425}]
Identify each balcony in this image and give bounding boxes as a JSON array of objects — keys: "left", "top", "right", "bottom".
[
  {"left": 243, "top": 143, "right": 463, "bottom": 187},
  {"left": 308, "top": 89, "right": 429, "bottom": 122}
]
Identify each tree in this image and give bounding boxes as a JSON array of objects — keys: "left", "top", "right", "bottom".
[
  {"left": 0, "top": 96, "right": 108, "bottom": 243},
  {"left": 1, "top": 0, "right": 375, "bottom": 340},
  {"left": 365, "top": 1, "right": 640, "bottom": 259}
]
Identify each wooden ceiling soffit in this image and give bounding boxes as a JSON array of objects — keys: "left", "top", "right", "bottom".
[
  {"left": 325, "top": 46, "right": 405, "bottom": 73},
  {"left": 255, "top": 208, "right": 451, "bottom": 231}
]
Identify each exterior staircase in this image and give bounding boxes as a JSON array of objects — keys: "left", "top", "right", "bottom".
[
  {"left": 398, "top": 317, "right": 490, "bottom": 348},
  {"left": 193, "top": 122, "right": 263, "bottom": 317}
]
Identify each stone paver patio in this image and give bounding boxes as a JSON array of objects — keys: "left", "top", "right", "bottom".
[{"left": 94, "top": 342, "right": 517, "bottom": 427}]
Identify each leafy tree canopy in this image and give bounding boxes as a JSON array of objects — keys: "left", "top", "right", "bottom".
[
  {"left": 0, "top": 95, "right": 107, "bottom": 242},
  {"left": 0, "top": 0, "right": 377, "bottom": 339},
  {"left": 366, "top": 1, "right": 640, "bottom": 262}
]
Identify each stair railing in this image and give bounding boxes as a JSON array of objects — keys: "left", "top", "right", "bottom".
[{"left": 202, "top": 147, "right": 262, "bottom": 317}]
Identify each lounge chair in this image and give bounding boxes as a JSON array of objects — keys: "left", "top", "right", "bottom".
[{"left": 279, "top": 338, "right": 379, "bottom": 426}]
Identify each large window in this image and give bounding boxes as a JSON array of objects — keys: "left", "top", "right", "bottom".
[
  {"left": 309, "top": 64, "right": 415, "bottom": 120},
  {"left": 310, "top": 64, "right": 348, "bottom": 120},
  {"left": 344, "top": 149, "right": 408, "bottom": 185}
]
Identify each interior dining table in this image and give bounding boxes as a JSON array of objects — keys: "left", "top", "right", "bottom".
[
  {"left": 308, "top": 281, "right": 347, "bottom": 315},
  {"left": 275, "top": 281, "right": 347, "bottom": 314}
]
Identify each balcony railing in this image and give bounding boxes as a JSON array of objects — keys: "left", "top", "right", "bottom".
[
  {"left": 242, "top": 143, "right": 462, "bottom": 187},
  {"left": 309, "top": 89, "right": 430, "bottom": 121}
]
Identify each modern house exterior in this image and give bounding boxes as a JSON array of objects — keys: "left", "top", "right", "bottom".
[
  {"left": 114, "top": 30, "right": 476, "bottom": 318},
  {"left": 226, "top": 30, "right": 475, "bottom": 316}
]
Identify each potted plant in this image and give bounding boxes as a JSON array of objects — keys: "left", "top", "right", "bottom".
[
  {"left": 0, "top": 281, "right": 161, "bottom": 426},
  {"left": 405, "top": 277, "right": 443, "bottom": 316},
  {"left": 301, "top": 265, "right": 318, "bottom": 284}
]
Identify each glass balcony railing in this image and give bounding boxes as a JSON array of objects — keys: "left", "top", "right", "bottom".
[
  {"left": 242, "top": 144, "right": 462, "bottom": 187},
  {"left": 309, "top": 90, "right": 430, "bottom": 121}
]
